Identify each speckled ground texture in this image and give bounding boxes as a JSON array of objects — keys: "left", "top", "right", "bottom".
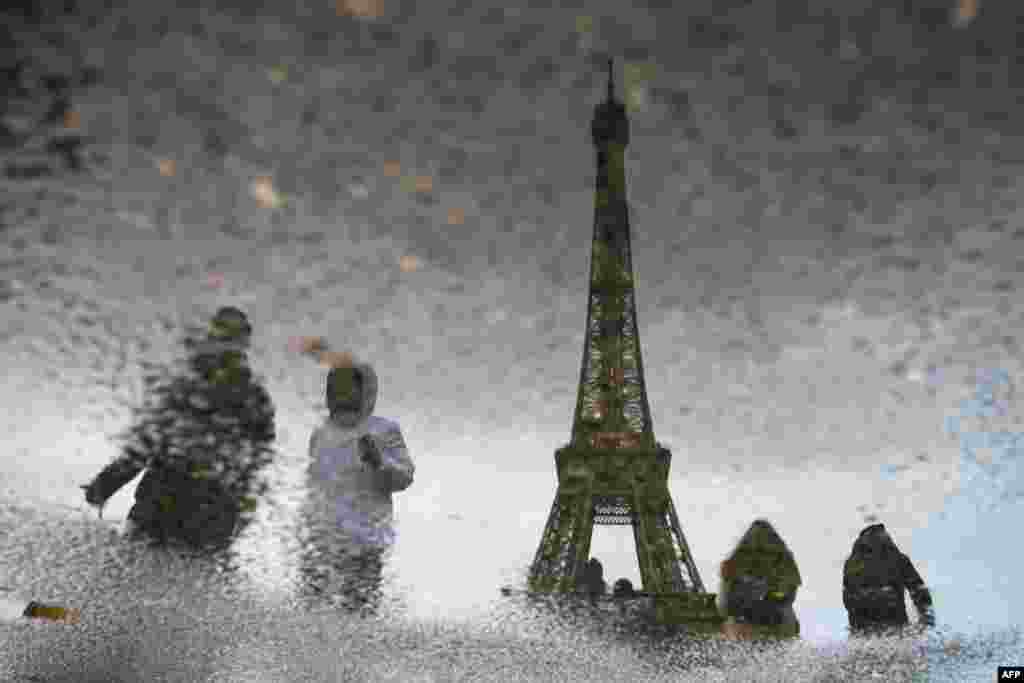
[{"left": 2, "top": 0, "right": 1024, "bottom": 680}]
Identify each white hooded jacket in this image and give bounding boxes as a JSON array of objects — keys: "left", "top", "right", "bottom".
[{"left": 306, "top": 357, "right": 414, "bottom": 550}]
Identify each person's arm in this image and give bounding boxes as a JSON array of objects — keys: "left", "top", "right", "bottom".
[
  {"left": 83, "top": 373, "right": 183, "bottom": 507},
  {"left": 720, "top": 558, "right": 736, "bottom": 581},
  {"left": 841, "top": 558, "right": 858, "bottom": 610},
  {"left": 306, "top": 429, "right": 321, "bottom": 477},
  {"left": 244, "top": 384, "right": 276, "bottom": 442},
  {"left": 769, "top": 556, "right": 801, "bottom": 601},
  {"left": 902, "top": 554, "right": 935, "bottom": 625},
  {"left": 362, "top": 424, "right": 414, "bottom": 493},
  {"left": 82, "top": 441, "right": 150, "bottom": 506}
]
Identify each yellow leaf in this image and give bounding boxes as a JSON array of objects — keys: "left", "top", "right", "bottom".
[
  {"left": 624, "top": 61, "right": 657, "bottom": 85},
  {"left": 293, "top": 336, "right": 327, "bottom": 354},
  {"left": 250, "top": 175, "right": 284, "bottom": 208},
  {"left": 321, "top": 350, "right": 355, "bottom": 368},
  {"left": 337, "top": 0, "right": 384, "bottom": 18},
  {"left": 575, "top": 16, "right": 593, "bottom": 34},
  {"left": 954, "top": 0, "right": 979, "bottom": 27},
  {"left": 626, "top": 86, "right": 647, "bottom": 112},
  {"left": 414, "top": 175, "right": 433, "bottom": 193},
  {"left": 269, "top": 65, "right": 288, "bottom": 84},
  {"left": 399, "top": 254, "right": 420, "bottom": 272}
]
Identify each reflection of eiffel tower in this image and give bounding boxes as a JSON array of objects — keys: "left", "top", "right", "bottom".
[{"left": 528, "top": 58, "right": 705, "bottom": 598}]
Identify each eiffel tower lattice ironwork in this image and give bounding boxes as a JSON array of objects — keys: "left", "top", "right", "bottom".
[{"left": 528, "top": 58, "right": 706, "bottom": 597}]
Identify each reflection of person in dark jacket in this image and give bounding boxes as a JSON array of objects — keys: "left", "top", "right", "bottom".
[
  {"left": 612, "top": 578, "right": 637, "bottom": 598},
  {"left": 843, "top": 523, "right": 935, "bottom": 633},
  {"left": 81, "top": 307, "right": 276, "bottom": 548},
  {"left": 577, "top": 557, "right": 607, "bottom": 598},
  {"left": 719, "top": 519, "right": 801, "bottom": 630}
]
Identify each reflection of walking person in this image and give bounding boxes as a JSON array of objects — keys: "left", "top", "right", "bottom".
[
  {"left": 296, "top": 338, "right": 414, "bottom": 614},
  {"left": 577, "top": 557, "right": 607, "bottom": 599},
  {"left": 719, "top": 519, "right": 801, "bottom": 634},
  {"left": 81, "top": 307, "right": 276, "bottom": 549},
  {"left": 843, "top": 523, "right": 935, "bottom": 634}
]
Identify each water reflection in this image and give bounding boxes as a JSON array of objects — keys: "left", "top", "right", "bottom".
[
  {"left": 79, "top": 307, "right": 276, "bottom": 549},
  {"left": 294, "top": 504, "right": 388, "bottom": 615},
  {"left": 719, "top": 519, "right": 801, "bottom": 634},
  {"left": 843, "top": 523, "right": 935, "bottom": 634},
  {"left": 1, "top": 266, "right": 1021, "bottom": 679},
  {"left": 2, "top": 465, "right": 1021, "bottom": 682},
  {"left": 286, "top": 343, "right": 416, "bottom": 617}
]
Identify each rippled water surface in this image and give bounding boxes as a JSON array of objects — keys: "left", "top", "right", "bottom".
[
  {"left": 2, "top": 494, "right": 1020, "bottom": 683},
  {"left": 5, "top": 0, "right": 1024, "bottom": 679}
]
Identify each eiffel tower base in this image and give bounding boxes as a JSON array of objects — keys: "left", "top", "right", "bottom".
[
  {"left": 650, "top": 592, "right": 724, "bottom": 633},
  {"left": 500, "top": 586, "right": 724, "bottom": 633},
  {"left": 526, "top": 443, "right": 727, "bottom": 632}
]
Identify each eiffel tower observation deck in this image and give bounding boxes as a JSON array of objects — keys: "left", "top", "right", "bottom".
[{"left": 526, "top": 59, "right": 719, "bottom": 628}]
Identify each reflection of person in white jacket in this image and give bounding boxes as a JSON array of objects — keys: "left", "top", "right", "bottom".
[{"left": 297, "top": 340, "right": 414, "bottom": 613}]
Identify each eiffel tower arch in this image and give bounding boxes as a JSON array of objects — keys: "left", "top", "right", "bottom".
[
  {"left": 527, "top": 59, "right": 718, "bottom": 626},
  {"left": 528, "top": 446, "right": 704, "bottom": 596}
]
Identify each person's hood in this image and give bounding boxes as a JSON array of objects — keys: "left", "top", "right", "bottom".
[
  {"left": 847, "top": 524, "right": 902, "bottom": 565},
  {"left": 844, "top": 523, "right": 909, "bottom": 585},
  {"left": 733, "top": 520, "right": 788, "bottom": 554},
  {"left": 328, "top": 361, "right": 378, "bottom": 428},
  {"left": 724, "top": 519, "right": 802, "bottom": 585}
]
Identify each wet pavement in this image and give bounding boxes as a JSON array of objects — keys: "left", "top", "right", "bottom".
[
  {"left": 3, "top": 459, "right": 1022, "bottom": 681},
  {"left": 4, "top": 0, "right": 1024, "bottom": 679}
]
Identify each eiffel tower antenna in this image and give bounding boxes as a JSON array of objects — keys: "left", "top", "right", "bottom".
[{"left": 527, "top": 57, "right": 714, "bottom": 623}]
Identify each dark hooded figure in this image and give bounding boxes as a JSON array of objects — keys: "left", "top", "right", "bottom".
[
  {"left": 612, "top": 578, "right": 637, "bottom": 599},
  {"left": 719, "top": 519, "right": 801, "bottom": 629},
  {"left": 843, "top": 523, "right": 935, "bottom": 633},
  {"left": 577, "top": 557, "right": 608, "bottom": 598},
  {"left": 298, "top": 351, "right": 414, "bottom": 614},
  {"left": 82, "top": 307, "right": 275, "bottom": 548}
]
